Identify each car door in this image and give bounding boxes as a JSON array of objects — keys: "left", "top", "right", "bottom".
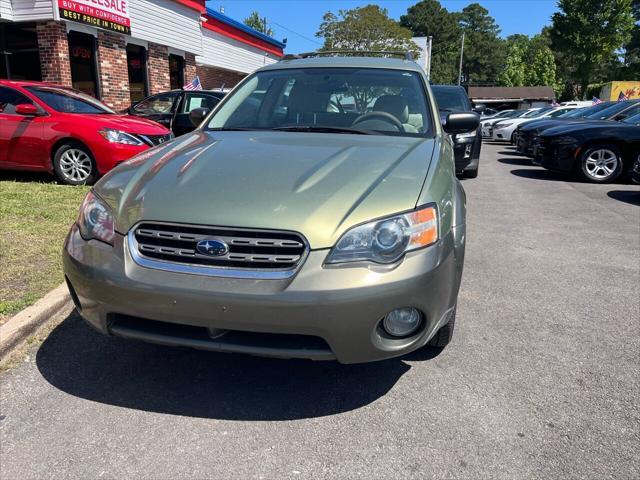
[
  {"left": 172, "top": 92, "right": 221, "bottom": 137},
  {"left": 0, "top": 86, "right": 48, "bottom": 168},
  {"left": 129, "top": 91, "right": 181, "bottom": 129}
]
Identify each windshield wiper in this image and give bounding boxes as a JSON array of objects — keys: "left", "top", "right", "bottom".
[{"left": 272, "top": 126, "right": 372, "bottom": 135}]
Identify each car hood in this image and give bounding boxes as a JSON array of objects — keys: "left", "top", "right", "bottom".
[
  {"left": 540, "top": 120, "right": 630, "bottom": 137},
  {"left": 77, "top": 114, "right": 169, "bottom": 134},
  {"left": 520, "top": 118, "right": 589, "bottom": 132},
  {"left": 95, "top": 130, "right": 436, "bottom": 249}
]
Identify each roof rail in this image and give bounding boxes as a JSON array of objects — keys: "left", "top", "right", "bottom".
[{"left": 281, "top": 50, "right": 415, "bottom": 61}]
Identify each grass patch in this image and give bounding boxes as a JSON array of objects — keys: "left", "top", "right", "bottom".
[{"left": 0, "top": 175, "right": 88, "bottom": 321}]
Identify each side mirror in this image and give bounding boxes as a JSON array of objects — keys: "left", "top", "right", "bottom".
[
  {"left": 444, "top": 112, "right": 480, "bottom": 135},
  {"left": 15, "top": 104, "right": 39, "bottom": 116},
  {"left": 473, "top": 103, "right": 486, "bottom": 114},
  {"left": 189, "top": 107, "right": 211, "bottom": 127}
]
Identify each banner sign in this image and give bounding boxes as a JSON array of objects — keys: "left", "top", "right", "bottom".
[{"left": 57, "top": 0, "right": 131, "bottom": 35}]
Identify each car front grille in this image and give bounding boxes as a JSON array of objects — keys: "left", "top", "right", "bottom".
[
  {"left": 130, "top": 222, "right": 308, "bottom": 277},
  {"left": 137, "top": 134, "right": 173, "bottom": 146}
]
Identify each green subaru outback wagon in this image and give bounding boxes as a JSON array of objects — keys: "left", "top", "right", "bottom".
[{"left": 63, "top": 54, "right": 479, "bottom": 363}]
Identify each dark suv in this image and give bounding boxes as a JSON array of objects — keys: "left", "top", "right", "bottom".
[
  {"left": 432, "top": 85, "right": 483, "bottom": 178},
  {"left": 127, "top": 90, "right": 225, "bottom": 137}
]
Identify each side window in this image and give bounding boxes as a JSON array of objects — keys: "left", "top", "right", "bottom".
[
  {"left": 615, "top": 104, "right": 640, "bottom": 120},
  {"left": 133, "top": 92, "right": 179, "bottom": 114},
  {"left": 180, "top": 93, "right": 219, "bottom": 114},
  {"left": 0, "top": 86, "right": 34, "bottom": 114}
]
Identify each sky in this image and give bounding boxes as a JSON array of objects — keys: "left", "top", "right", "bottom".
[{"left": 205, "top": 0, "right": 559, "bottom": 52}]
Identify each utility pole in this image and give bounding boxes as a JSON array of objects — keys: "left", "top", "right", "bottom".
[
  {"left": 426, "top": 36, "right": 433, "bottom": 81},
  {"left": 458, "top": 31, "right": 465, "bottom": 86}
]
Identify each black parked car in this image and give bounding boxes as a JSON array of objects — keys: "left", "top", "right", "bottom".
[
  {"left": 432, "top": 85, "right": 483, "bottom": 178},
  {"left": 516, "top": 100, "right": 639, "bottom": 156},
  {"left": 533, "top": 111, "right": 640, "bottom": 183},
  {"left": 127, "top": 90, "right": 226, "bottom": 137}
]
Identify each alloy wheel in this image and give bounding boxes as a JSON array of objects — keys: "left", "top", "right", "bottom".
[
  {"left": 584, "top": 149, "right": 619, "bottom": 180},
  {"left": 59, "top": 148, "right": 93, "bottom": 182}
]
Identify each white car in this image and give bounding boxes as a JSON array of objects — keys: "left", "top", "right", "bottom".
[
  {"left": 481, "top": 109, "right": 536, "bottom": 138},
  {"left": 492, "top": 106, "right": 579, "bottom": 142}
]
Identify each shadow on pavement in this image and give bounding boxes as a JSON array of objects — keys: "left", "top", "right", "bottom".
[
  {"left": 510, "top": 168, "right": 568, "bottom": 181},
  {"left": 36, "top": 311, "right": 437, "bottom": 420},
  {"left": 607, "top": 190, "right": 640, "bottom": 206},
  {"left": 498, "top": 157, "right": 535, "bottom": 167},
  {"left": 499, "top": 150, "right": 528, "bottom": 157}
]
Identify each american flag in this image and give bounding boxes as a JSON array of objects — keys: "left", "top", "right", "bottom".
[
  {"left": 617, "top": 91, "right": 629, "bottom": 102},
  {"left": 592, "top": 97, "right": 603, "bottom": 105},
  {"left": 183, "top": 76, "right": 202, "bottom": 91}
]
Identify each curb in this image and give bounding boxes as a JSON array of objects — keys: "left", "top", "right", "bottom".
[{"left": 0, "top": 283, "right": 72, "bottom": 364}]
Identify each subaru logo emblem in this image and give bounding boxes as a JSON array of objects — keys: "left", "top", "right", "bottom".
[{"left": 196, "top": 239, "right": 229, "bottom": 256}]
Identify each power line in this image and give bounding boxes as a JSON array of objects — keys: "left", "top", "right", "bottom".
[{"left": 267, "top": 19, "right": 323, "bottom": 46}]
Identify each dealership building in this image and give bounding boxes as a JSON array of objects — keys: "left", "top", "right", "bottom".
[{"left": 0, "top": 0, "right": 285, "bottom": 110}]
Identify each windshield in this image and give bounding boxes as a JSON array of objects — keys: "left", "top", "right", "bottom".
[
  {"left": 522, "top": 109, "right": 544, "bottom": 118},
  {"left": 547, "top": 108, "right": 574, "bottom": 118},
  {"left": 431, "top": 87, "right": 471, "bottom": 112},
  {"left": 25, "top": 87, "right": 113, "bottom": 114},
  {"left": 207, "top": 68, "right": 432, "bottom": 137},
  {"left": 559, "top": 108, "right": 585, "bottom": 118},
  {"left": 622, "top": 112, "right": 640, "bottom": 124},
  {"left": 585, "top": 101, "right": 636, "bottom": 120}
]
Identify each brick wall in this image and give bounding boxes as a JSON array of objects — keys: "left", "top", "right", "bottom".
[
  {"left": 185, "top": 53, "right": 197, "bottom": 84},
  {"left": 148, "top": 43, "right": 170, "bottom": 94},
  {"left": 197, "top": 65, "right": 246, "bottom": 90},
  {"left": 96, "top": 31, "right": 130, "bottom": 111},
  {"left": 36, "top": 21, "right": 72, "bottom": 85}
]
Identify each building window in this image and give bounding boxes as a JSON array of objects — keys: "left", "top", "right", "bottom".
[
  {"left": 68, "top": 31, "right": 99, "bottom": 98},
  {"left": 127, "top": 44, "right": 148, "bottom": 103},
  {"left": 169, "top": 54, "right": 184, "bottom": 90},
  {"left": 0, "top": 23, "right": 42, "bottom": 81}
]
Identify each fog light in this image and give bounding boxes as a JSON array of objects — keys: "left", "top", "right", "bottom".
[
  {"left": 383, "top": 307, "right": 422, "bottom": 337},
  {"left": 464, "top": 144, "right": 472, "bottom": 158}
]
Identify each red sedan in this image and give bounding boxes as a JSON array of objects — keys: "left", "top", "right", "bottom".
[{"left": 0, "top": 80, "right": 172, "bottom": 185}]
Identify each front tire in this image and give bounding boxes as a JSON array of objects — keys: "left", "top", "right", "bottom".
[
  {"left": 578, "top": 144, "right": 623, "bottom": 183},
  {"left": 53, "top": 142, "right": 97, "bottom": 185},
  {"left": 464, "top": 164, "right": 479, "bottom": 178}
]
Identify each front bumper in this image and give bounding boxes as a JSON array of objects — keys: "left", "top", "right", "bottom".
[
  {"left": 531, "top": 140, "right": 578, "bottom": 171},
  {"left": 453, "top": 134, "right": 481, "bottom": 173},
  {"left": 492, "top": 127, "right": 511, "bottom": 142},
  {"left": 63, "top": 223, "right": 465, "bottom": 364},
  {"left": 93, "top": 143, "right": 150, "bottom": 175}
]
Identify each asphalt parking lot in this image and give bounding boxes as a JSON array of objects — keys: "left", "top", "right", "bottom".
[{"left": 1, "top": 142, "right": 638, "bottom": 479}]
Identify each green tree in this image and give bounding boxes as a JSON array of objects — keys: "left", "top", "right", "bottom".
[
  {"left": 244, "top": 11, "right": 274, "bottom": 37},
  {"left": 399, "top": 0, "right": 461, "bottom": 83},
  {"left": 526, "top": 38, "right": 560, "bottom": 91},
  {"left": 621, "top": 0, "right": 640, "bottom": 78},
  {"left": 316, "top": 5, "right": 418, "bottom": 56},
  {"left": 498, "top": 35, "right": 529, "bottom": 86},
  {"left": 458, "top": 3, "right": 505, "bottom": 84},
  {"left": 550, "top": 0, "right": 635, "bottom": 98}
]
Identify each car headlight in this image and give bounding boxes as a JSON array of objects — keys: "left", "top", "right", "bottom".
[
  {"left": 497, "top": 122, "right": 513, "bottom": 129},
  {"left": 455, "top": 129, "right": 477, "bottom": 141},
  {"left": 98, "top": 128, "right": 143, "bottom": 145},
  {"left": 325, "top": 205, "right": 438, "bottom": 265},
  {"left": 77, "top": 191, "right": 115, "bottom": 245}
]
